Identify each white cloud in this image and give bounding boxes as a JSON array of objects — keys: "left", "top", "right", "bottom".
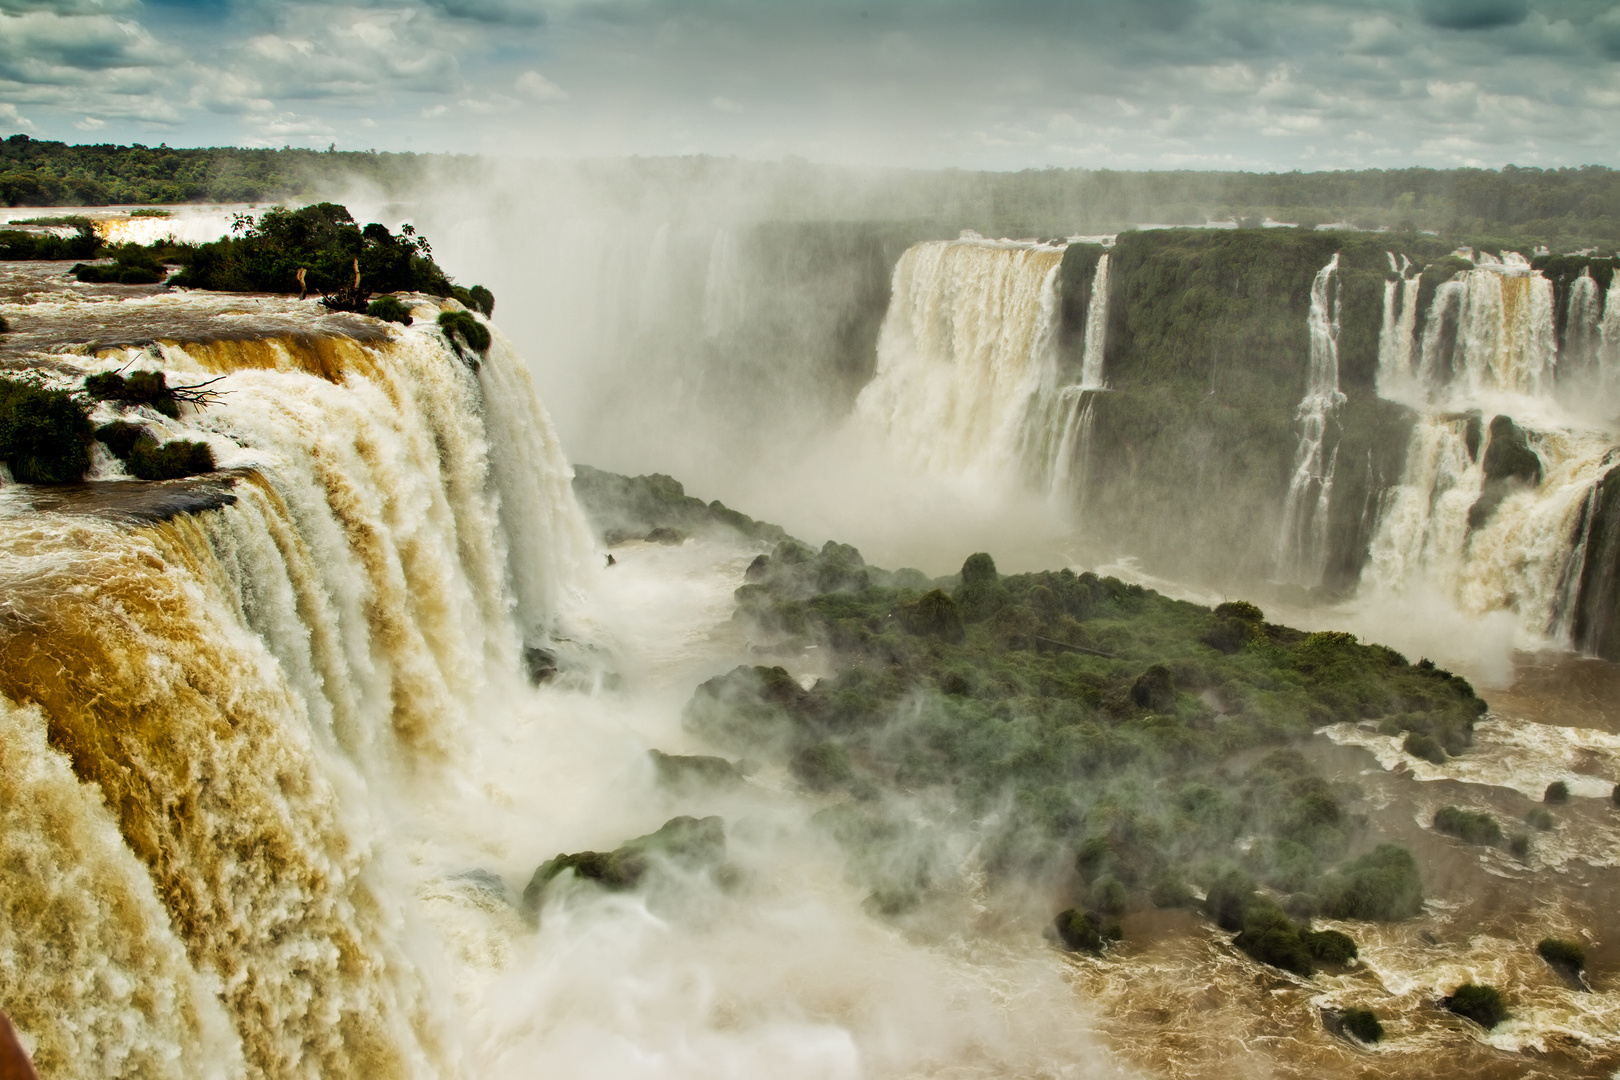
[
  {"left": 710, "top": 95, "right": 744, "bottom": 113},
  {"left": 516, "top": 69, "right": 568, "bottom": 102},
  {"left": 72, "top": 113, "right": 102, "bottom": 129},
  {"left": 0, "top": 102, "right": 31, "bottom": 129}
]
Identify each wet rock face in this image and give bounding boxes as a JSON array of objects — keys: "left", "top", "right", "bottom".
[
  {"left": 1468, "top": 415, "right": 1543, "bottom": 530},
  {"left": 1572, "top": 464, "right": 1620, "bottom": 661}
]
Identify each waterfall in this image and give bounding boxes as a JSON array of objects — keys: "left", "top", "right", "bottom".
[
  {"left": 1566, "top": 270, "right": 1603, "bottom": 376},
  {"left": 1375, "top": 256, "right": 1421, "bottom": 403},
  {"left": 1274, "top": 254, "right": 1344, "bottom": 587},
  {"left": 1363, "top": 249, "right": 1620, "bottom": 646},
  {"left": 1077, "top": 253, "right": 1110, "bottom": 391},
  {"left": 1604, "top": 277, "right": 1620, "bottom": 390},
  {"left": 853, "top": 238, "right": 1065, "bottom": 477},
  {"left": 1414, "top": 267, "right": 1557, "bottom": 402},
  {"left": 0, "top": 307, "right": 595, "bottom": 1079}
]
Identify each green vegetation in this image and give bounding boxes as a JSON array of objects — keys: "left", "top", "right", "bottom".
[
  {"left": 1433, "top": 806, "right": 1503, "bottom": 846},
  {"left": 0, "top": 375, "right": 92, "bottom": 483},
  {"left": 1525, "top": 807, "right": 1555, "bottom": 831},
  {"left": 93, "top": 420, "right": 144, "bottom": 459},
  {"left": 674, "top": 535, "right": 1471, "bottom": 962},
  {"left": 648, "top": 750, "right": 744, "bottom": 792},
  {"left": 0, "top": 217, "right": 99, "bottom": 261},
  {"left": 83, "top": 369, "right": 223, "bottom": 419},
  {"left": 1545, "top": 780, "right": 1571, "bottom": 804},
  {"left": 1509, "top": 833, "right": 1532, "bottom": 860},
  {"left": 366, "top": 295, "right": 412, "bottom": 325},
  {"left": 1339, "top": 1007, "right": 1384, "bottom": 1044},
  {"left": 170, "top": 204, "right": 464, "bottom": 305},
  {"left": 1079, "top": 228, "right": 1429, "bottom": 590},
  {"left": 0, "top": 134, "right": 440, "bottom": 206},
  {"left": 1443, "top": 983, "right": 1508, "bottom": 1029},
  {"left": 437, "top": 311, "right": 491, "bottom": 357},
  {"left": 571, "top": 464, "right": 789, "bottom": 547},
  {"left": 1054, "top": 907, "right": 1109, "bottom": 954},
  {"left": 521, "top": 815, "right": 729, "bottom": 917},
  {"left": 1404, "top": 732, "right": 1447, "bottom": 765},
  {"left": 124, "top": 436, "right": 215, "bottom": 481},
  {"left": 1537, "top": 936, "right": 1587, "bottom": 977},
  {"left": 71, "top": 243, "right": 170, "bottom": 285}
]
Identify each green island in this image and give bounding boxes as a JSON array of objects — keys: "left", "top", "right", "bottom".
[{"left": 546, "top": 470, "right": 1487, "bottom": 1016}]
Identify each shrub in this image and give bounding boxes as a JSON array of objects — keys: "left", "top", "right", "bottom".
[
  {"left": 1508, "top": 833, "right": 1532, "bottom": 860},
  {"left": 438, "top": 310, "right": 491, "bottom": 355},
  {"left": 1234, "top": 901, "right": 1314, "bottom": 977},
  {"left": 366, "top": 295, "right": 412, "bottom": 325},
  {"left": 791, "top": 741, "right": 853, "bottom": 791},
  {"left": 1317, "top": 844, "right": 1424, "bottom": 920},
  {"left": 1443, "top": 983, "right": 1508, "bottom": 1029},
  {"left": 1089, "top": 874, "right": 1128, "bottom": 915},
  {"left": 1340, "top": 1007, "right": 1383, "bottom": 1044},
  {"left": 1525, "top": 807, "right": 1555, "bottom": 831},
  {"left": 468, "top": 284, "right": 495, "bottom": 316},
  {"left": 1537, "top": 936, "right": 1586, "bottom": 975},
  {"left": 1434, "top": 805, "right": 1502, "bottom": 846},
  {"left": 0, "top": 376, "right": 92, "bottom": 482},
  {"left": 1304, "top": 928, "right": 1358, "bottom": 965},
  {"left": 1150, "top": 875, "right": 1195, "bottom": 909},
  {"left": 1403, "top": 732, "right": 1446, "bottom": 765},
  {"left": 1203, "top": 868, "right": 1257, "bottom": 931},
  {"left": 1131, "top": 664, "right": 1176, "bottom": 711},
  {"left": 905, "top": 589, "right": 964, "bottom": 642},
  {"left": 126, "top": 436, "right": 215, "bottom": 480},
  {"left": 1054, "top": 907, "right": 1105, "bottom": 953},
  {"left": 94, "top": 420, "right": 145, "bottom": 459},
  {"left": 1544, "top": 781, "right": 1570, "bottom": 804},
  {"left": 83, "top": 369, "right": 182, "bottom": 418}
]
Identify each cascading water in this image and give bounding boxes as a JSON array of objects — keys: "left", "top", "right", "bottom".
[
  {"left": 1039, "top": 252, "right": 1112, "bottom": 503},
  {"left": 1274, "top": 254, "right": 1343, "bottom": 587},
  {"left": 0, "top": 298, "right": 595, "bottom": 1079},
  {"left": 853, "top": 238, "right": 1066, "bottom": 477},
  {"left": 1361, "top": 249, "right": 1620, "bottom": 646}
]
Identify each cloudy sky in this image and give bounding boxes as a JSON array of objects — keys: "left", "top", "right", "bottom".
[{"left": 2, "top": 0, "right": 1618, "bottom": 169}]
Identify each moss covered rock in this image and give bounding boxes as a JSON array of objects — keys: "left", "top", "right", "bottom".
[{"left": 1443, "top": 983, "right": 1508, "bottom": 1029}]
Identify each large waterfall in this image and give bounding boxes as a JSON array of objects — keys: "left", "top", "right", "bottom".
[
  {"left": 1360, "top": 251, "right": 1620, "bottom": 647},
  {"left": 0, "top": 301, "right": 595, "bottom": 1079},
  {"left": 852, "top": 237, "right": 1116, "bottom": 505},
  {"left": 852, "top": 237, "right": 1066, "bottom": 478},
  {"left": 1274, "top": 254, "right": 1344, "bottom": 586}
]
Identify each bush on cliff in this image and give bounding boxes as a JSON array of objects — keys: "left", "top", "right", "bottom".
[
  {"left": 438, "top": 310, "right": 491, "bottom": 356},
  {"left": 366, "top": 295, "right": 412, "bottom": 325},
  {"left": 124, "top": 435, "right": 215, "bottom": 480},
  {"left": 0, "top": 376, "right": 92, "bottom": 482},
  {"left": 71, "top": 242, "right": 168, "bottom": 284}
]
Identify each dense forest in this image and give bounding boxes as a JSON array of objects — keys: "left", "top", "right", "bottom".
[
  {"left": 0, "top": 135, "right": 451, "bottom": 206},
  {"left": 3, "top": 134, "right": 1619, "bottom": 246}
]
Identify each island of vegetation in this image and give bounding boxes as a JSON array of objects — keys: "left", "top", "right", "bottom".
[{"left": 553, "top": 469, "right": 1485, "bottom": 1034}]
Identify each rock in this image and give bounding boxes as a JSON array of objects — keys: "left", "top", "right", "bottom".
[
  {"left": 645, "top": 526, "right": 686, "bottom": 545},
  {"left": 522, "top": 815, "right": 727, "bottom": 915},
  {"left": 1468, "top": 415, "right": 1542, "bottom": 529},
  {"left": 649, "top": 749, "right": 744, "bottom": 791},
  {"left": 523, "top": 646, "right": 558, "bottom": 684}
]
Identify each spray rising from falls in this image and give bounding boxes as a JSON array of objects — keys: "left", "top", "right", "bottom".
[
  {"left": 1274, "top": 254, "right": 1344, "bottom": 587},
  {"left": 1361, "top": 250, "right": 1620, "bottom": 649}
]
